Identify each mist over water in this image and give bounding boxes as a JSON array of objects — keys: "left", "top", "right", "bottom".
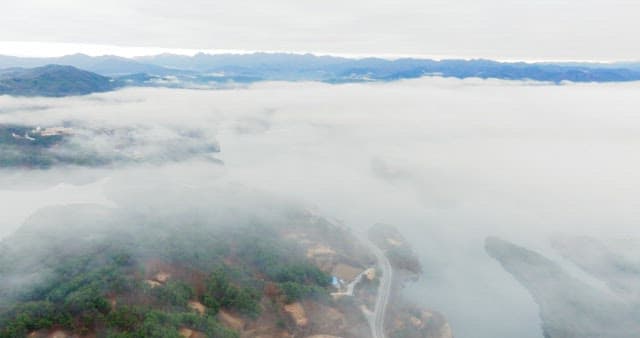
[{"left": 2, "top": 78, "right": 640, "bottom": 338}]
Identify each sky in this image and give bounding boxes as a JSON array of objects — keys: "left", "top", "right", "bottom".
[{"left": 1, "top": 0, "right": 639, "bottom": 61}]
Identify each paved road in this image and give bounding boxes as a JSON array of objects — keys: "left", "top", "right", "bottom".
[{"left": 361, "top": 233, "right": 393, "bottom": 338}]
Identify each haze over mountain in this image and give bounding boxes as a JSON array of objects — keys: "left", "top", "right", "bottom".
[
  {"left": 4, "top": 78, "right": 640, "bottom": 337},
  {"left": 0, "top": 54, "right": 179, "bottom": 76},
  {"left": 2, "top": 0, "right": 640, "bottom": 337}
]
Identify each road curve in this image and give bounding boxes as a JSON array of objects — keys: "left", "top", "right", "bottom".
[{"left": 361, "top": 233, "right": 393, "bottom": 338}]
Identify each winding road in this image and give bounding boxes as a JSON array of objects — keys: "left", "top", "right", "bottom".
[{"left": 361, "top": 233, "right": 393, "bottom": 338}]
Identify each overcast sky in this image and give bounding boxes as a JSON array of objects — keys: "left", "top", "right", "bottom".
[{"left": 1, "top": 0, "right": 639, "bottom": 60}]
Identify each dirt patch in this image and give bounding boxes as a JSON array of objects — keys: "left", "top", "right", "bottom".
[
  {"left": 154, "top": 272, "right": 171, "bottom": 283},
  {"left": 179, "top": 327, "right": 207, "bottom": 338},
  {"left": 389, "top": 306, "right": 453, "bottom": 338},
  {"left": 26, "top": 331, "right": 71, "bottom": 338},
  {"left": 143, "top": 269, "right": 172, "bottom": 288},
  {"left": 410, "top": 316, "right": 424, "bottom": 328},
  {"left": 48, "top": 331, "right": 71, "bottom": 338},
  {"left": 386, "top": 237, "right": 403, "bottom": 246},
  {"left": 218, "top": 310, "right": 245, "bottom": 331},
  {"left": 332, "top": 263, "right": 362, "bottom": 282},
  {"left": 179, "top": 328, "right": 194, "bottom": 338},
  {"left": 246, "top": 331, "right": 292, "bottom": 338},
  {"left": 302, "top": 301, "right": 348, "bottom": 335},
  {"left": 364, "top": 268, "right": 376, "bottom": 280},
  {"left": 188, "top": 300, "right": 206, "bottom": 315},
  {"left": 284, "top": 302, "right": 308, "bottom": 327},
  {"left": 306, "top": 245, "right": 336, "bottom": 258},
  {"left": 144, "top": 279, "right": 162, "bottom": 288},
  {"left": 142, "top": 260, "right": 208, "bottom": 294}
]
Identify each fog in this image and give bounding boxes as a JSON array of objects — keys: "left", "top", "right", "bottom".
[{"left": 2, "top": 78, "right": 640, "bottom": 337}]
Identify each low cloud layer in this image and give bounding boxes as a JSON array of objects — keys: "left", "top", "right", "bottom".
[{"left": 2, "top": 78, "right": 640, "bottom": 337}]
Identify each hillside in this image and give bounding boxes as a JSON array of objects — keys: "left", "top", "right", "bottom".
[
  {"left": 0, "top": 54, "right": 178, "bottom": 76},
  {"left": 0, "top": 203, "right": 375, "bottom": 338},
  {"left": 0, "top": 123, "right": 220, "bottom": 169},
  {"left": 0, "top": 65, "right": 117, "bottom": 97},
  {"left": 366, "top": 224, "right": 452, "bottom": 338}
]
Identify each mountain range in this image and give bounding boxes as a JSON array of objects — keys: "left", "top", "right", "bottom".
[{"left": 1, "top": 53, "right": 640, "bottom": 97}]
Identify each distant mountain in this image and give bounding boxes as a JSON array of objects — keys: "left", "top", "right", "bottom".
[
  {"left": 0, "top": 65, "right": 117, "bottom": 97},
  {"left": 0, "top": 54, "right": 639, "bottom": 92},
  {"left": 137, "top": 53, "right": 640, "bottom": 83},
  {"left": 0, "top": 54, "right": 180, "bottom": 76},
  {"left": 137, "top": 52, "right": 347, "bottom": 73}
]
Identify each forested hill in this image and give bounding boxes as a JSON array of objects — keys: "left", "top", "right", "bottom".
[
  {"left": 0, "top": 65, "right": 117, "bottom": 97},
  {"left": 0, "top": 203, "right": 373, "bottom": 338}
]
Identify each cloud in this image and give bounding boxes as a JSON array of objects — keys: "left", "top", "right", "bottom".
[
  {"left": 2, "top": 77, "right": 640, "bottom": 337},
  {"left": 1, "top": 1, "right": 640, "bottom": 60}
]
